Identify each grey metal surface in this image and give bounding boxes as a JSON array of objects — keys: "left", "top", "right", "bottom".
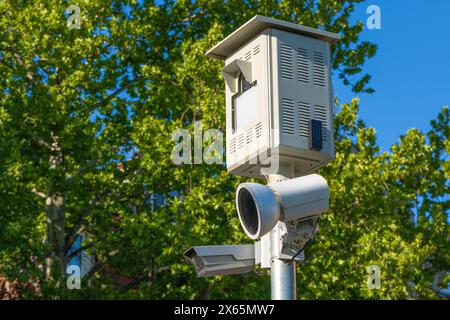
[
  {"left": 268, "top": 170, "right": 297, "bottom": 300},
  {"left": 271, "top": 222, "right": 297, "bottom": 300}
]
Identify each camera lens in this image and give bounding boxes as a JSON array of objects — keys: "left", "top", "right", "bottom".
[{"left": 237, "top": 188, "right": 259, "bottom": 236}]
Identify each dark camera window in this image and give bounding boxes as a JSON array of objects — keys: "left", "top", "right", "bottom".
[{"left": 239, "top": 73, "right": 253, "bottom": 93}]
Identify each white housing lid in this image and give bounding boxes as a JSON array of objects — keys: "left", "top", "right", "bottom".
[{"left": 206, "top": 15, "right": 341, "bottom": 60}]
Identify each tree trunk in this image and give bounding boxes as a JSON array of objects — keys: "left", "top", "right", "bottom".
[
  {"left": 44, "top": 131, "right": 66, "bottom": 285},
  {"left": 44, "top": 193, "right": 66, "bottom": 282}
]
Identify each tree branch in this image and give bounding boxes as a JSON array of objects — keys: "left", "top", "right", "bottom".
[
  {"left": 64, "top": 221, "right": 87, "bottom": 255},
  {"left": 93, "top": 76, "right": 144, "bottom": 109},
  {"left": 65, "top": 242, "right": 94, "bottom": 262},
  {"left": 66, "top": 159, "right": 99, "bottom": 183},
  {"left": 117, "top": 266, "right": 170, "bottom": 293},
  {"left": 31, "top": 188, "right": 47, "bottom": 199},
  {"left": 64, "top": 191, "right": 113, "bottom": 253},
  {"left": 85, "top": 261, "right": 107, "bottom": 280},
  {"left": 31, "top": 133, "right": 51, "bottom": 150}
]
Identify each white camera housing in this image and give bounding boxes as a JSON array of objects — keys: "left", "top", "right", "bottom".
[
  {"left": 206, "top": 16, "right": 340, "bottom": 179},
  {"left": 236, "top": 174, "right": 329, "bottom": 240}
]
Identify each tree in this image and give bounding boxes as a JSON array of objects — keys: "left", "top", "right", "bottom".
[
  {"left": 0, "top": 0, "right": 447, "bottom": 299},
  {"left": 299, "top": 100, "right": 449, "bottom": 299}
]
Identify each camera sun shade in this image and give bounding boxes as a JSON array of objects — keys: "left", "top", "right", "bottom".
[{"left": 236, "top": 174, "right": 329, "bottom": 240}]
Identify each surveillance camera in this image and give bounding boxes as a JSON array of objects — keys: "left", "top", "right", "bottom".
[
  {"left": 236, "top": 174, "right": 329, "bottom": 240},
  {"left": 183, "top": 245, "right": 256, "bottom": 277}
]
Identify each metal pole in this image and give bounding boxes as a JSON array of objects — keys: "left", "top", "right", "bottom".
[
  {"left": 268, "top": 164, "right": 297, "bottom": 300},
  {"left": 270, "top": 223, "right": 296, "bottom": 299}
]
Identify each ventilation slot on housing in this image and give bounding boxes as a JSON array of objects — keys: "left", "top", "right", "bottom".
[
  {"left": 246, "top": 127, "right": 254, "bottom": 145},
  {"left": 253, "top": 45, "right": 261, "bottom": 56},
  {"left": 315, "top": 105, "right": 328, "bottom": 142},
  {"left": 298, "top": 101, "right": 310, "bottom": 138},
  {"left": 244, "top": 51, "right": 252, "bottom": 61},
  {"left": 228, "top": 139, "right": 236, "bottom": 154},
  {"left": 280, "top": 43, "right": 294, "bottom": 80},
  {"left": 297, "top": 48, "right": 309, "bottom": 84},
  {"left": 282, "top": 98, "right": 295, "bottom": 135},
  {"left": 313, "top": 51, "right": 326, "bottom": 87},
  {"left": 255, "top": 122, "right": 263, "bottom": 138},
  {"left": 237, "top": 133, "right": 245, "bottom": 149}
]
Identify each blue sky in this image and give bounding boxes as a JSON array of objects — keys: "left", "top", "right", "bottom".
[{"left": 333, "top": 0, "right": 450, "bottom": 151}]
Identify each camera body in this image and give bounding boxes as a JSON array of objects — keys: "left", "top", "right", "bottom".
[
  {"left": 236, "top": 174, "right": 329, "bottom": 240},
  {"left": 184, "top": 244, "right": 270, "bottom": 277}
]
